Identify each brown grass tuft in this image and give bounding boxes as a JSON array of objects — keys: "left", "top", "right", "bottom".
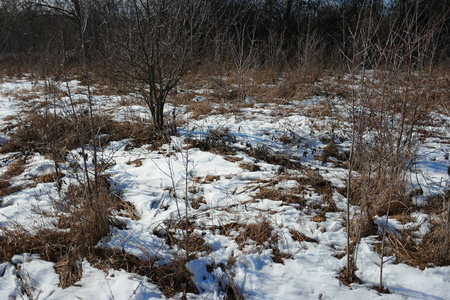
[
  {"left": 88, "top": 248, "right": 198, "bottom": 298},
  {"left": 0, "top": 179, "right": 115, "bottom": 288},
  {"left": 312, "top": 212, "right": 327, "bottom": 222},
  {"left": 245, "top": 145, "right": 302, "bottom": 170},
  {"left": 111, "top": 196, "right": 140, "bottom": 220},
  {"left": 0, "top": 182, "right": 27, "bottom": 198},
  {"left": 289, "top": 229, "right": 318, "bottom": 243},
  {"left": 239, "top": 163, "right": 260, "bottom": 171},
  {"left": 191, "top": 196, "right": 206, "bottom": 209},
  {"left": 255, "top": 187, "right": 305, "bottom": 206},
  {"left": 126, "top": 158, "right": 144, "bottom": 167},
  {"left": 0, "top": 111, "right": 162, "bottom": 157},
  {"left": 224, "top": 155, "right": 243, "bottom": 163},
  {"left": 4, "top": 158, "right": 26, "bottom": 178},
  {"left": 150, "top": 257, "right": 198, "bottom": 297},
  {"left": 235, "top": 220, "right": 274, "bottom": 250},
  {"left": 188, "top": 128, "right": 236, "bottom": 155},
  {"left": 376, "top": 220, "right": 450, "bottom": 269},
  {"left": 189, "top": 100, "right": 214, "bottom": 119},
  {"left": 204, "top": 175, "right": 220, "bottom": 183},
  {"left": 34, "top": 172, "right": 64, "bottom": 184}
]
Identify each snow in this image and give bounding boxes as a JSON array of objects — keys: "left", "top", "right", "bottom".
[
  {"left": 0, "top": 76, "right": 449, "bottom": 299},
  {"left": 5, "top": 258, "right": 165, "bottom": 300}
]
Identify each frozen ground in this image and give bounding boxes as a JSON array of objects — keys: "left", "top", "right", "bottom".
[{"left": 0, "top": 75, "right": 449, "bottom": 299}]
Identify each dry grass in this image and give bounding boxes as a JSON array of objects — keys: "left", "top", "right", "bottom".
[
  {"left": 216, "top": 222, "right": 243, "bottom": 237},
  {"left": 1, "top": 88, "right": 38, "bottom": 102},
  {"left": 0, "top": 111, "right": 162, "bottom": 156},
  {"left": 390, "top": 213, "right": 415, "bottom": 224},
  {"left": 424, "top": 192, "right": 449, "bottom": 216},
  {"left": 375, "top": 192, "right": 450, "bottom": 269},
  {"left": 289, "top": 229, "right": 318, "bottom": 243},
  {"left": 0, "top": 157, "right": 30, "bottom": 199},
  {"left": 126, "top": 158, "right": 144, "bottom": 167},
  {"left": 321, "top": 140, "right": 339, "bottom": 163},
  {"left": 312, "top": 212, "right": 327, "bottom": 222},
  {"left": 193, "top": 175, "right": 221, "bottom": 183},
  {"left": 245, "top": 145, "right": 302, "bottom": 170},
  {"left": 111, "top": 196, "right": 140, "bottom": 220},
  {"left": 4, "top": 158, "right": 26, "bottom": 177},
  {"left": 239, "top": 163, "right": 260, "bottom": 171},
  {"left": 0, "top": 173, "right": 167, "bottom": 294},
  {"left": 376, "top": 220, "right": 450, "bottom": 269},
  {"left": 0, "top": 182, "right": 26, "bottom": 198},
  {"left": 258, "top": 81, "right": 298, "bottom": 103},
  {"left": 188, "top": 100, "right": 214, "bottom": 119},
  {"left": 305, "top": 101, "right": 333, "bottom": 118},
  {"left": 153, "top": 219, "right": 212, "bottom": 256},
  {"left": 224, "top": 155, "right": 243, "bottom": 163},
  {"left": 150, "top": 257, "right": 198, "bottom": 297},
  {"left": 0, "top": 227, "right": 84, "bottom": 287},
  {"left": 235, "top": 219, "right": 274, "bottom": 250},
  {"left": 34, "top": 172, "right": 64, "bottom": 184},
  {"left": 255, "top": 187, "right": 305, "bottom": 206},
  {"left": 88, "top": 248, "right": 198, "bottom": 298},
  {"left": 221, "top": 219, "right": 290, "bottom": 263},
  {"left": 0, "top": 179, "right": 10, "bottom": 190},
  {"left": 0, "top": 113, "right": 81, "bottom": 156},
  {"left": 271, "top": 247, "right": 293, "bottom": 264},
  {"left": 0, "top": 179, "right": 114, "bottom": 288},
  {"left": 337, "top": 267, "right": 363, "bottom": 286},
  {"left": 297, "top": 171, "right": 335, "bottom": 208},
  {"left": 203, "top": 175, "right": 220, "bottom": 183},
  {"left": 191, "top": 196, "right": 206, "bottom": 209},
  {"left": 2, "top": 115, "right": 16, "bottom": 122},
  {"left": 188, "top": 128, "right": 237, "bottom": 155}
]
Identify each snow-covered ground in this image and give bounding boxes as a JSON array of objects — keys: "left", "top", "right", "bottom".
[{"left": 0, "top": 75, "right": 449, "bottom": 299}]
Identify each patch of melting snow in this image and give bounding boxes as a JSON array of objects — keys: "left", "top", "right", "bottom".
[{"left": 0, "top": 77, "right": 449, "bottom": 299}]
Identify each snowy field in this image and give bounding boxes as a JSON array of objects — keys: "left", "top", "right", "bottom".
[{"left": 0, "top": 74, "right": 449, "bottom": 300}]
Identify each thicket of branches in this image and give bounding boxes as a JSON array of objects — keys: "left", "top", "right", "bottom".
[{"left": 1, "top": 0, "right": 449, "bottom": 73}]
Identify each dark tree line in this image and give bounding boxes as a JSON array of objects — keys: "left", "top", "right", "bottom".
[{"left": 1, "top": 0, "right": 448, "bottom": 71}]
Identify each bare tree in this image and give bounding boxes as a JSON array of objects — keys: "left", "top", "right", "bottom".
[
  {"left": 224, "top": 2, "right": 259, "bottom": 104},
  {"left": 110, "top": 0, "right": 207, "bottom": 133}
]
